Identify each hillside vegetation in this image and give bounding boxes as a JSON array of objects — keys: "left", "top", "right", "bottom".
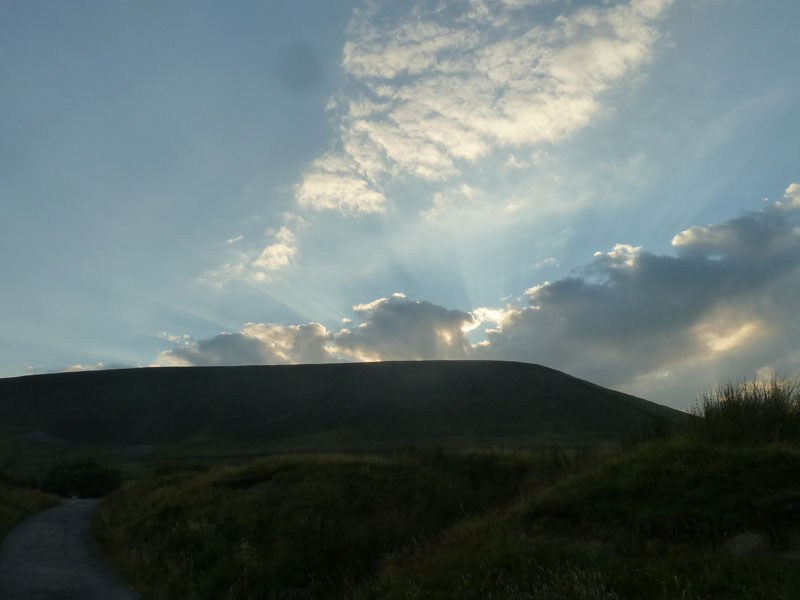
[
  {"left": 0, "top": 361, "right": 684, "bottom": 480},
  {"left": 0, "top": 474, "right": 58, "bottom": 544},
  {"left": 94, "top": 377, "right": 800, "bottom": 599},
  {"left": 0, "top": 362, "right": 681, "bottom": 445},
  {"left": 94, "top": 449, "right": 598, "bottom": 599}
]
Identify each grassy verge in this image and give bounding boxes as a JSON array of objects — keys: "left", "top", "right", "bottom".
[
  {"left": 93, "top": 448, "right": 596, "bottom": 599},
  {"left": 94, "top": 378, "right": 800, "bottom": 599},
  {"left": 0, "top": 475, "right": 59, "bottom": 544},
  {"left": 377, "top": 438, "right": 800, "bottom": 599}
]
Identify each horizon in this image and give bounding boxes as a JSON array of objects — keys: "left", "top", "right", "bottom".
[{"left": 2, "top": 0, "right": 799, "bottom": 410}]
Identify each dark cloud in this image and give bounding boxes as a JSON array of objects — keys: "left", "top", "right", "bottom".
[
  {"left": 159, "top": 332, "right": 268, "bottom": 367},
  {"left": 477, "top": 192, "right": 800, "bottom": 405},
  {"left": 335, "top": 293, "right": 474, "bottom": 361},
  {"left": 159, "top": 323, "right": 334, "bottom": 367}
]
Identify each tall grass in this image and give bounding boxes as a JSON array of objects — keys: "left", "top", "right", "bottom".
[
  {"left": 375, "top": 439, "right": 800, "bottom": 599},
  {"left": 93, "top": 448, "right": 600, "bottom": 600},
  {"left": 689, "top": 376, "right": 800, "bottom": 444},
  {"left": 0, "top": 474, "right": 59, "bottom": 543}
]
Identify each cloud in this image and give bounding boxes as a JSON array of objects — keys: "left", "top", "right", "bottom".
[
  {"left": 157, "top": 293, "right": 475, "bottom": 367},
  {"left": 335, "top": 293, "right": 475, "bottom": 361},
  {"left": 297, "top": 0, "right": 673, "bottom": 212},
  {"left": 419, "top": 184, "right": 479, "bottom": 221},
  {"left": 783, "top": 183, "right": 800, "bottom": 207},
  {"left": 204, "top": 0, "right": 674, "bottom": 283},
  {"left": 251, "top": 226, "right": 297, "bottom": 272},
  {"left": 200, "top": 217, "right": 306, "bottom": 286},
  {"left": 158, "top": 322, "right": 334, "bottom": 367},
  {"left": 63, "top": 362, "right": 106, "bottom": 373},
  {"left": 295, "top": 152, "right": 387, "bottom": 214},
  {"left": 475, "top": 186, "right": 800, "bottom": 404},
  {"left": 179, "top": 183, "right": 800, "bottom": 407},
  {"left": 49, "top": 362, "right": 137, "bottom": 374}
]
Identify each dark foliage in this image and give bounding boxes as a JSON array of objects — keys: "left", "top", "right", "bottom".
[
  {"left": 41, "top": 459, "right": 121, "bottom": 498},
  {"left": 688, "top": 377, "right": 800, "bottom": 445},
  {"left": 0, "top": 361, "right": 685, "bottom": 449}
]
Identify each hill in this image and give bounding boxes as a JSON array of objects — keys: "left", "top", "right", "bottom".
[{"left": 0, "top": 361, "right": 682, "bottom": 452}]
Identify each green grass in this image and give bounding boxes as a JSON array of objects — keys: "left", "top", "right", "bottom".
[
  {"left": 373, "top": 438, "right": 800, "bottom": 599},
  {"left": 93, "top": 378, "right": 800, "bottom": 599},
  {"left": 530, "top": 438, "right": 800, "bottom": 541},
  {"left": 93, "top": 448, "right": 595, "bottom": 599},
  {"left": 0, "top": 474, "right": 59, "bottom": 544},
  {"left": 687, "top": 376, "right": 800, "bottom": 445}
]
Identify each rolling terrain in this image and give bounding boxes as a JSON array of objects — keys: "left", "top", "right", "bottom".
[{"left": 0, "top": 361, "right": 684, "bottom": 478}]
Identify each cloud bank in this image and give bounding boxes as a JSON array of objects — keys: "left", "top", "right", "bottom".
[{"left": 162, "top": 184, "right": 800, "bottom": 407}]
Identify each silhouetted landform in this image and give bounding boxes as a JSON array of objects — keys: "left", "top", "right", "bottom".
[{"left": 0, "top": 361, "right": 683, "bottom": 449}]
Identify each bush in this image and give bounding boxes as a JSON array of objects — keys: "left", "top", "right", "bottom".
[
  {"left": 688, "top": 376, "right": 800, "bottom": 445},
  {"left": 41, "top": 458, "right": 122, "bottom": 498},
  {"left": 0, "top": 481, "right": 59, "bottom": 543}
]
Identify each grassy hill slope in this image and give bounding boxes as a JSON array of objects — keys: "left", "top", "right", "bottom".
[
  {"left": 94, "top": 439, "right": 800, "bottom": 599},
  {"left": 0, "top": 361, "right": 682, "bottom": 450}
]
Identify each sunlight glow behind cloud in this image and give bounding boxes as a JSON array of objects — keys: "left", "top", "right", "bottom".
[
  {"left": 7, "top": 0, "right": 800, "bottom": 411},
  {"left": 160, "top": 183, "right": 800, "bottom": 408}
]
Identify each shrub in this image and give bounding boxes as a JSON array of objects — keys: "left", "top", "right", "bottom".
[
  {"left": 41, "top": 458, "right": 122, "bottom": 498},
  {"left": 1, "top": 477, "right": 59, "bottom": 542},
  {"left": 688, "top": 376, "right": 800, "bottom": 445}
]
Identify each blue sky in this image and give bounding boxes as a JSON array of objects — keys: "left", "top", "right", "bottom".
[{"left": 2, "top": 0, "right": 799, "bottom": 409}]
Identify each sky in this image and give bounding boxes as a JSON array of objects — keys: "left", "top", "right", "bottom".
[{"left": 1, "top": 0, "right": 799, "bottom": 409}]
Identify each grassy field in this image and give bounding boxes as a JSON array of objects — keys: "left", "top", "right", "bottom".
[
  {"left": 0, "top": 475, "right": 59, "bottom": 544},
  {"left": 93, "top": 448, "right": 598, "bottom": 599},
  {"left": 376, "top": 439, "right": 800, "bottom": 599},
  {"left": 0, "top": 361, "right": 688, "bottom": 486},
  {"left": 93, "top": 377, "right": 800, "bottom": 599}
]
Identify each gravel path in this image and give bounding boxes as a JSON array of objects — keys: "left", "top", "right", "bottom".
[{"left": 0, "top": 499, "right": 140, "bottom": 600}]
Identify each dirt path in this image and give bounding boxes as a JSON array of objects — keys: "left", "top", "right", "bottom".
[{"left": 0, "top": 499, "right": 140, "bottom": 599}]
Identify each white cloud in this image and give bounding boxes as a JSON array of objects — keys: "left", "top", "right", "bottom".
[
  {"left": 420, "top": 184, "right": 478, "bottom": 221},
  {"left": 187, "top": 183, "right": 800, "bottom": 408},
  {"left": 297, "top": 0, "right": 673, "bottom": 213},
  {"left": 63, "top": 362, "right": 105, "bottom": 372},
  {"left": 159, "top": 332, "right": 192, "bottom": 344},
  {"left": 159, "top": 293, "right": 475, "bottom": 367},
  {"left": 251, "top": 226, "right": 297, "bottom": 272},
  {"left": 781, "top": 182, "right": 800, "bottom": 208},
  {"left": 201, "top": 215, "right": 307, "bottom": 286},
  {"left": 295, "top": 152, "right": 387, "bottom": 214},
  {"left": 158, "top": 322, "right": 334, "bottom": 367}
]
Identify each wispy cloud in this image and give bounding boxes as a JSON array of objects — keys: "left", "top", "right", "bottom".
[
  {"left": 200, "top": 216, "right": 305, "bottom": 286},
  {"left": 203, "top": 0, "right": 673, "bottom": 284},
  {"left": 251, "top": 226, "right": 297, "bottom": 273},
  {"left": 298, "top": 0, "right": 673, "bottom": 213},
  {"left": 63, "top": 362, "right": 106, "bottom": 373}
]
